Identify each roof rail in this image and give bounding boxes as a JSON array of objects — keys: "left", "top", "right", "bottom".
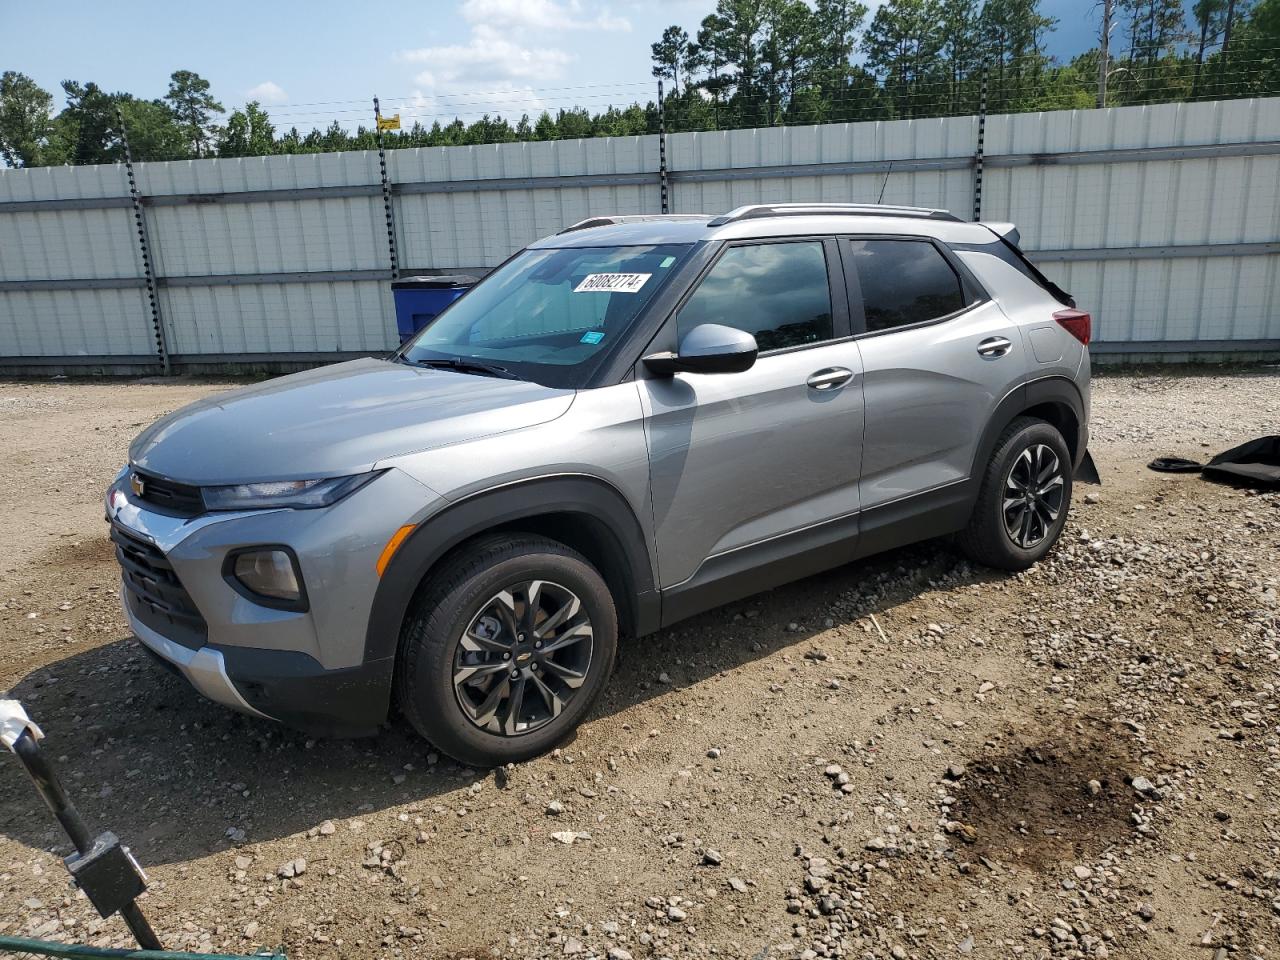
[
  {"left": 706, "top": 203, "right": 962, "bottom": 227},
  {"left": 558, "top": 214, "right": 708, "bottom": 234}
]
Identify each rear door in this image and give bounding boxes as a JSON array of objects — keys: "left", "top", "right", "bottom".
[
  {"left": 639, "top": 238, "right": 865, "bottom": 590},
  {"left": 844, "top": 236, "right": 1027, "bottom": 511}
]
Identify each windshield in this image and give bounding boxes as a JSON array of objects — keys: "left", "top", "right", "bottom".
[{"left": 399, "top": 243, "right": 692, "bottom": 387}]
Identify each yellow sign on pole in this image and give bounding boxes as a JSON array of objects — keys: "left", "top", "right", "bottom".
[{"left": 377, "top": 114, "right": 401, "bottom": 132}]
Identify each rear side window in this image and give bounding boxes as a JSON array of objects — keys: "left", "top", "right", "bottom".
[
  {"left": 982, "top": 235, "right": 1075, "bottom": 307},
  {"left": 678, "top": 241, "right": 833, "bottom": 351},
  {"left": 846, "top": 239, "right": 967, "bottom": 332}
]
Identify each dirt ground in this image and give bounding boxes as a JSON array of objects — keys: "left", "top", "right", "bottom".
[{"left": 0, "top": 368, "right": 1277, "bottom": 960}]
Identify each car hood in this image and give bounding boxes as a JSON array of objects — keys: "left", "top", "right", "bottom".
[{"left": 129, "top": 357, "right": 575, "bottom": 485}]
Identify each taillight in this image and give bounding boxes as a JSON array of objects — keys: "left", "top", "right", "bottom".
[{"left": 1054, "top": 308, "right": 1091, "bottom": 346}]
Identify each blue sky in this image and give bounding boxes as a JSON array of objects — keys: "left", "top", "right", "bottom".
[{"left": 1, "top": 0, "right": 1109, "bottom": 130}]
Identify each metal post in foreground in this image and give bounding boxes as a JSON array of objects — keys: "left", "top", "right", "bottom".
[
  {"left": 373, "top": 97, "right": 401, "bottom": 281},
  {"left": 1, "top": 701, "right": 163, "bottom": 951},
  {"left": 657, "top": 80, "right": 669, "bottom": 215},
  {"left": 117, "top": 108, "right": 170, "bottom": 375}
]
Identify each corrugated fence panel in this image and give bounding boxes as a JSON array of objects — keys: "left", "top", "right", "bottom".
[
  {"left": 1, "top": 98, "right": 1277, "bottom": 363},
  {"left": 390, "top": 136, "right": 660, "bottom": 271},
  {"left": 0, "top": 161, "right": 128, "bottom": 202},
  {"left": 131, "top": 152, "right": 393, "bottom": 355},
  {"left": 0, "top": 288, "right": 155, "bottom": 358},
  {"left": 669, "top": 117, "right": 978, "bottom": 214},
  {"left": 146, "top": 196, "right": 387, "bottom": 276},
  {"left": 983, "top": 100, "right": 1280, "bottom": 347},
  {"left": 0, "top": 207, "right": 140, "bottom": 282},
  {"left": 138, "top": 152, "right": 387, "bottom": 278},
  {"left": 162, "top": 281, "right": 395, "bottom": 355},
  {"left": 0, "top": 162, "right": 155, "bottom": 356}
]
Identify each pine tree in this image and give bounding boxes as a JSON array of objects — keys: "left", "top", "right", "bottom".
[{"left": 164, "top": 70, "right": 224, "bottom": 158}]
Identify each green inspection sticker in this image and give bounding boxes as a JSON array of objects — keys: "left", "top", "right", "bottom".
[
  {"left": 580, "top": 331, "right": 605, "bottom": 344},
  {"left": 659, "top": 256, "right": 675, "bottom": 268}
]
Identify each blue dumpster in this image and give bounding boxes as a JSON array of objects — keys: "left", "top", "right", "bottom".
[{"left": 391, "top": 275, "right": 478, "bottom": 343}]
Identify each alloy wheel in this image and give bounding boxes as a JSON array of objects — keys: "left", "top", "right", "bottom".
[
  {"left": 452, "top": 580, "right": 594, "bottom": 737},
  {"left": 1002, "top": 443, "right": 1065, "bottom": 548}
]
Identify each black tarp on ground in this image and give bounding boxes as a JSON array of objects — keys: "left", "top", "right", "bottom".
[{"left": 1149, "top": 436, "right": 1280, "bottom": 488}]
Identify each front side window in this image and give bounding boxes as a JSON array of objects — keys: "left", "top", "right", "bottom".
[
  {"left": 677, "top": 241, "right": 833, "bottom": 352},
  {"left": 847, "top": 239, "right": 967, "bottom": 332},
  {"left": 401, "top": 243, "right": 691, "bottom": 387}
]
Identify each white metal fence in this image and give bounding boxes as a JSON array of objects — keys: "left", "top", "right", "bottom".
[{"left": 2, "top": 96, "right": 1278, "bottom": 371}]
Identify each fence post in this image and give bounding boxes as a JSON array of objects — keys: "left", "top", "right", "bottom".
[
  {"left": 373, "top": 97, "right": 401, "bottom": 280},
  {"left": 1098, "top": 0, "right": 1113, "bottom": 107},
  {"left": 972, "top": 62, "right": 988, "bottom": 222},
  {"left": 116, "top": 108, "right": 170, "bottom": 374},
  {"left": 658, "top": 80, "right": 670, "bottom": 214}
]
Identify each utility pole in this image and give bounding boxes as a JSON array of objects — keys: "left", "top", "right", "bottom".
[{"left": 1098, "top": 0, "right": 1113, "bottom": 108}]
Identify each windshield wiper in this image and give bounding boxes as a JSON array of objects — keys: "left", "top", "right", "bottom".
[{"left": 400, "top": 356, "right": 521, "bottom": 380}]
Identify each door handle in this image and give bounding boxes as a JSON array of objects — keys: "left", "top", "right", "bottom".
[
  {"left": 806, "top": 367, "right": 854, "bottom": 391},
  {"left": 977, "top": 336, "right": 1013, "bottom": 358}
]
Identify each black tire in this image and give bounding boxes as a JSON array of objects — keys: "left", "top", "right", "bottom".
[
  {"left": 957, "top": 416, "right": 1073, "bottom": 571},
  {"left": 396, "top": 534, "right": 618, "bottom": 766}
]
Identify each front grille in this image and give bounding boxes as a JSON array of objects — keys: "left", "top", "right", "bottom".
[
  {"left": 132, "top": 470, "right": 204, "bottom": 517},
  {"left": 111, "top": 521, "right": 208, "bottom": 650}
]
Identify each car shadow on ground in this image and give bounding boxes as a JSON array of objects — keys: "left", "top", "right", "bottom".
[{"left": 0, "top": 539, "right": 994, "bottom": 867}]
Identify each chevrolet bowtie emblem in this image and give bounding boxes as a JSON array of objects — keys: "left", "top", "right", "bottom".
[{"left": 130, "top": 473, "right": 145, "bottom": 497}]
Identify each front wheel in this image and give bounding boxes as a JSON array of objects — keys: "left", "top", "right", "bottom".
[
  {"left": 396, "top": 535, "right": 618, "bottom": 766},
  {"left": 958, "top": 417, "right": 1073, "bottom": 570}
]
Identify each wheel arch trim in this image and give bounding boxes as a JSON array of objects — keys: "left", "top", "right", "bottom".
[
  {"left": 972, "top": 376, "right": 1086, "bottom": 484},
  {"left": 364, "top": 473, "right": 658, "bottom": 669}
]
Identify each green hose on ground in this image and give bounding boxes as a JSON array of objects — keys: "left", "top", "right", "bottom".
[{"left": 0, "top": 936, "right": 284, "bottom": 960}]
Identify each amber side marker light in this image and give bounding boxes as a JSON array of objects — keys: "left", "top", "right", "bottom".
[{"left": 377, "top": 524, "right": 417, "bottom": 576}]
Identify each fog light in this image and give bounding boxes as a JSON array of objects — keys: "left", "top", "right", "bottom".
[{"left": 231, "top": 549, "right": 303, "bottom": 605}]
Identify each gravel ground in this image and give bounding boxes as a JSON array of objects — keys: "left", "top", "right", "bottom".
[{"left": 0, "top": 368, "right": 1277, "bottom": 960}]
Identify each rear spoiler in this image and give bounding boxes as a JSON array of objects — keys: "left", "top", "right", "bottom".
[
  {"left": 980, "top": 221, "right": 1021, "bottom": 247},
  {"left": 978, "top": 222, "right": 1074, "bottom": 309}
]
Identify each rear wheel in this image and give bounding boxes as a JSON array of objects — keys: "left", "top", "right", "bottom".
[
  {"left": 396, "top": 535, "right": 617, "bottom": 766},
  {"left": 958, "top": 417, "right": 1072, "bottom": 570}
]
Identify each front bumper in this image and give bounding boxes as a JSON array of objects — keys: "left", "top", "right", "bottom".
[
  {"left": 108, "top": 467, "right": 437, "bottom": 736},
  {"left": 126, "top": 588, "right": 393, "bottom": 736},
  {"left": 124, "top": 590, "right": 270, "bottom": 719}
]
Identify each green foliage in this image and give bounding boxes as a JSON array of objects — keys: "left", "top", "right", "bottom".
[
  {"left": 4, "top": 1, "right": 1280, "bottom": 170},
  {"left": 164, "top": 69, "right": 224, "bottom": 157},
  {"left": 1257, "top": 0, "right": 1280, "bottom": 34},
  {"left": 652, "top": 25, "right": 699, "bottom": 94},
  {"left": 0, "top": 71, "right": 57, "bottom": 166},
  {"left": 863, "top": 0, "right": 947, "bottom": 118},
  {"left": 53, "top": 81, "right": 120, "bottom": 164},
  {"left": 216, "top": 101, "right": 276, "bottom": 157},
  {"left": 117, "top": 97, "right": 190, "bottom": 162}
]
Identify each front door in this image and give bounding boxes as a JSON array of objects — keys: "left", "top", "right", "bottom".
[{"left": 638, "top": 238, "right": 865, "bottom": 595}]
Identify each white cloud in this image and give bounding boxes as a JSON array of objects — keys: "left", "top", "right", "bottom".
[
  {"left": 399, "top": 25, "right": 573, "bottom": 88},
  {"left": 402, "top": 85, "right": 552, "bottom": 125},
  {"left": 394, "top": 2, "right": 629, "bottom": 95},
  {"left": 246, "top": 81, "right": 288, "bottom": 104},
  {"left": 460, "top": 0, "right": 631, "bottom": 32}
]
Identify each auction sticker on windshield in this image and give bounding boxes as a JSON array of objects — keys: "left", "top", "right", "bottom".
[{"left": 574, "top": 273, "right": 651, "bottom": 294}]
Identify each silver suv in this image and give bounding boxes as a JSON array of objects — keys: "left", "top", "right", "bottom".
[{"left": 107, "top": 203, "right": 1093, "bottom": 766}]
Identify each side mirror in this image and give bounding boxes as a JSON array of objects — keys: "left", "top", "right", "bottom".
[{"left": 643, "top": 323, "right": 758, "bottom": 376}]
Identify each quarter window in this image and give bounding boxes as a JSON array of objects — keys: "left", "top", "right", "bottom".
[
  {"left": 848, "top": 239, "right": 967, "bottom": 332},
  {"left": 678, "top": 241, "right": 833, "bottom": 351}
]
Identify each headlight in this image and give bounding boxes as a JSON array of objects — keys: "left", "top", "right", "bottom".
[
  {"left": 226, "top": 547, "right": 307, "bottom": 609},
  {"left": 202, "top": 472, "right": 381, "bottom": 511}
]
